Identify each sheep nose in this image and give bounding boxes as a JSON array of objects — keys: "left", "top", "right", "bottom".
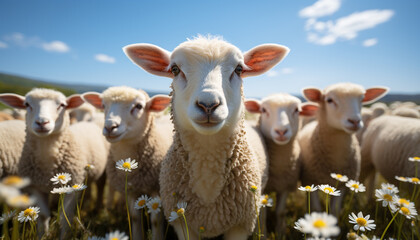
[
  {"left": 275, "top": 128, "right": 288, "bottom": 137},
  {"left": 196, "top": 101, "right": 221, "bottom": 115},
  {"left": 347, "top": 118, "right": 361, "bottom": 127},
  {"left": 104, "top": 123, "right": 119, "bottom": 133},
  {"left": 35, "top": 119, "right": 50, "bottom": 127}
]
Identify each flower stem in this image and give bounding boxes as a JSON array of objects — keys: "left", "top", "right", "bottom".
[
  {"left": 380, "top": 212, "right": 398, "bottom": 240},
  {"left": 141, "top": 208, "right": 145, "bottom": 240},
  {"left": 164, "top": 220, "right": 170, "bottom": 240},
  {"left": 411, "top": 184, "right": 417, "bottom": 201},
  {"left": 325, "top": 195, "right": 329, "bottom": 214},
  {"left": 2, "top": 204, "right": 10, "bottom": 240},
  {"left": 398, "top": 216, "right": 405, "bottom": 240},
  {"left": 253, "top": 194, "right": 261, "bottom": 240},
  {"left": 61, "top": 194, "right": 72, "bottom": 227},
  {"left": 182, "top": 214, "right": 190, "bottom": 240},
  {"left": 79, "top": 172, "right": 89, "bottom": 210},
  {"left": 76, "top": 192, "right": 81, "bottom": 221},
  {"left": 125, "top": 173, "right": 133, "bottom": 240},
  {"left": 179, "top": 218, "right": 187, "bottom": 240},
  {"left": 21, "top": 221, "right": 26, "bottom": 240},
  {"left": 307, "top": 192, "right": 311, "bottom": 214}
]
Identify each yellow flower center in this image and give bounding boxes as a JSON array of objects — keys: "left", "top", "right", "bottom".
[
  {"left": 122, "top": 162, "right": 131, "bottom": 169},
  {"left": 401, "top": 207, "right": 410, "bottom": 215},
  {"left": 111, "top": 238, "right": 118, "bottom": 240},
  {"left": 152, "top": 203, "right": 159, "bottom": 210},
  {"left": 356, "top": 217, "right": 367, "bottom": 226},
  {"left": 313, "top": 219, "right": 326, "bottom": 228},
  {"left": 411, "top": 177, "right": 419, "bottom": 183},
  {"left": 414, "top": 157, "right": 420, "bottom": 160},
  {"left": 58, "top": 175, "right": 65, "bottom": 180},
  {"left": 177, "top": 208, "right": 185, "bottom": 217},
  {"left": 199, "top": 226, "right": 205, "bottom": 232},
  {"left": 352, "top": 184, "right": 359, "bottom": 189},
  {"left": 138, "top": 199, "right": 146, "bottom": 207},
  {"left": 23, "top": 208, "right": 34, "bottom": 217},
  {"left": 261, "top": 199, "right": 268, "bottom": 205},
  {"left": 387, "top": 187, "right": 392, "bottom": 190},
  {"left": 324, "top": 187, "right": 334, "bottom": 193},
  {"left": 11, "top": 195, "right": 30, "bottom": 204},
  {"left": 305, "top": 186, "right": 312, "bottom": 190},
  {"left": 336, "top": 174, "right": 343, "bottom": 178},
  {"left": 264, "top": 194, "right": 269, "bottom": 199},
  {"left": 3, "top": 176, "right": 23, "bottom": 185},
  {"left": 72, "top": 185, "right": 79, "bottom": 189},
  {"left": 399, "top": 198, "right": 410, "bottom": 205},
  {"left": 383, "top": 194, "right": 393, "bottom": 201},
  {"left": 250, "top": 185, "right": 257, "bottom": 191}
]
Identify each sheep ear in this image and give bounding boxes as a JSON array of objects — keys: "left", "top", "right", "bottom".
[
  {"left": 82, "top": 92, "right": 104, "bottom": 110},
  {"left": 300, "top": 102, "right": 319, "bottom": 117},
  {"left": 242, "top": 44, "right": 290, "bottom": 78},
  {"left": 123, "top": 43, "right": 173, "bottom": 78},
  {"left": 0, "top": 93, "right": 26, "bottom": 109},
  {"left": 244, "top": 99, "right": 262, "bottom": 114},
  {"left": 302, "top": 87, "right": 322, "bottom": 102},
  {"left": 362, "top": 87, "right": 389, "bottom": 105},
  {"left": 147, "top": 95, "right": 171, "bottom": 112},
  {"left": 66, "top": 94, "right": 84, "bottom": 109}
]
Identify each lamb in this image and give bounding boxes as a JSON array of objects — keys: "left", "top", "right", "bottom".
[
  {"left": 244, "top": 93, "right": 318, "bottom": 233},
  {"left": 82, "top": 86, "right": 172, "bottom": 240},
  {"left": 356, "top": 107, "right": 373, "bottom": 144},
  {"left": 0, "top": 88, "right": 109, "bottom": 237},
  {"left": 360, "top": 115, "right": 420, "bottom": 193},
  {"left": 370, "top": 102, "right": 388, "bottom": 119},
  {"left": 123, "top": 35, "right": 289, "bottom": 239},
  {"left": 0, "top": 111, "right": 14, "bottom": 121},
  {"left": 0, "top": 120, "right": 26, "bottom": 177},
  {"left": 298, "top": 83, "right": 388, "bottom": 213},
  {"left": 69, "top": 102, "right": 105, "bottom": 126},
  {"left": 391, "top": 107, "right": 420, "bottom": 118}
]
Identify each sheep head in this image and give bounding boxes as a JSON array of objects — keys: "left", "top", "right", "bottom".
[{"left": 124, "top": 36, "right": 289, "bottom": 135}]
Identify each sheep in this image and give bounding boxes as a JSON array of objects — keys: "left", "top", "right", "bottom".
[
  {"left": 370, "top": 102, "right": 388, "bottom": 119},
  {"left": 0, "top": 111, "right": 14, "bottom": 121},
  {"left": 82, "top": 86, "right": 172, "bottom": 240},
  {"left": 244, "top": 93, "right": 318, "bottom": 234},
  {"left": 69, "top": 102, "right": 105, "bottom": 127},
  {"left": 391, "top": 107, "right": 420, "bottom": 118},
  {"left": 355, "top": 107, "right": 373, "bottom": 144},
  {"left": 0, "top": 88, "right": 109, "bottom": 237},
  {"left": 0, "top": 120, "right": 26, "bottom": 178},
  {"left": 298, "top": 83, "right": 388, "bottom": 214},
  {"left": 360, "top": 115, "right": 420, "bottom": 197},
  {"left": 123, "top": 35, "right": 289, "bottom": 239}
]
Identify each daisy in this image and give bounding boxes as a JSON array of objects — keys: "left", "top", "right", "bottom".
[
  {"left": 294, "top": 219, "right": 304, "bottom": 232},
  {"left": 134, "top": 195, "right": 149, "bottom": 210},
  {"left": 17, "top": 206, "right": 40, "bottom": 222},
  {"left": 85, "top": 164, "right": 95, "bottom": 170},
  {"left": 346, "top": 180, "right": 366, "bottom": 193},
  {"left": 299, "top": 212, "right": 340, "bottom": 237},
  {"left": 408, "top": 177, "right": 420, "bottom": 185},
  {"left": 330, "top": 173, "right": 348, "bottom": 182},
  {"left": 146, "top": 197, "right": 161, "bottom": 214},
  {"left": 115, "top": 158, "right": 138, "bottom": 172},
  {"left": 104, "top": 230, "right": 129, "bottom": 240},
  {"left": 395, "top": 176, "right": 408, "bottom": 182},
  {"left": 259, "top": 195, "right": 273, "bottom": 208},
  {"left": 408, "top": 157, "right": 420, "bottom": 162},
  {"left": 318, "top": 185, "right": 341, "bottom": 196},
  {"left": 380, "top": 183, "right": 399, "bottom": 194},
  {"left": 375, "top": 189, "right": 398, "bottom": 207},
  {"left": 51, "top": 185, "right": 73, "bottom": 194},
  {"left": 346, "top": 232, "right": 359, "bottom": 240},
  {"left": 0, "top": 183, "right": 20, "bottom": 200},
  {"left": 1, "top": 176, "right": 30, "bottom": 189},
  {"left": 0, "top": 210, "right": 16, "bottom": 224},
  {"left": 298, "top": 185, "right": 318, "bottom": 192},
  {"left": 71, "top": 183, "right": 87, "bottom": 191},
  {"left": 390, "top": 202, "right": 418, "bottom": 219},
  {"left": 348, "top": 212, "right": 376, "bottom": 232},
  {"left": 395, "top": 197, "right": 412, "bottom": 208},
  {"left": 6, "top": 194, "right": 36, "bottom": 208},
  {"left": 250, "top": 185, "right": 258, "bottom": 193},
  {"left": 50, "top": 173, "right": 72, "bottom": 185},
  {"left": 168, "top": 201, "right": 188, "bottom": 222}
]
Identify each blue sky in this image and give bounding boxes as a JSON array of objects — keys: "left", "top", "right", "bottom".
[{"left": 0, "top": 0, "right": 419, "bottom": 97}]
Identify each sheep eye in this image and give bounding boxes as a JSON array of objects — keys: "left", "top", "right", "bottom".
[
  {"left": 295, "top": 107, "right": 299, "bottom": 113},
  {"left": 326, "top": 98, "right": 334, "bottom": 104},
  {"left": 58, "top": 103, "right": 66, "bottom": 110},
  {"left": 234, "top": 65, "right": 243, "bottom": 75},
  {"left": 135, "top": 104, "right": 143, "bottom": 110},
  {"left": 262, "top": 107, "right": 266, "bottom": 113},
  {"left": 171, "top": 65, "right": 180, "bottom": 76},
  {"left": 24, "top": 102, "right": 32, "bottom": 110}
]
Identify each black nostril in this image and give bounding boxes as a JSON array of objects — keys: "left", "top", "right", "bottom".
[
  {"left": 196, "top": 101, "right": 220, "bottom": 114},
  {"left": 348, "top": 119, "right": 360, "bottom": 126},
  {"left": 36, "top": 120, "right": 49, "bottom": 126}
]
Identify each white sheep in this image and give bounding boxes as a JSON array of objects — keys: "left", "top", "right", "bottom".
[
  {"left": 123, "top": 35, "right": 289, "bottom": 239},
  {"left": 82, "top": 86, "right": 172, "bottom": 240},
  {"left": 0, "top": 88, "right": 109, "bottom": 237},
  {"left": 298, "top": 83, "right": 388, "bottom": 213},
  {"left": 360, "top": 115, "right": 420, "bottom": 196},
  {"left": 69, "top": 102, "right": 105, "bottom": 126},
  {"left": 370, "top": 102, "right": 388, "bottom": 119},
  {"left": 391, "top": 107, "right": 420, "bottom": 118},
  {"left": 0, "top": 120, "right": 26, "bottom": 177},
  {"left": 245, "top": 93, "right": 318, "bottom": 233}
]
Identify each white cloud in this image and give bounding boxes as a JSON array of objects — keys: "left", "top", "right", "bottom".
[
  {"left": 95, "top": 54, "right": 115, "bottom": 64},
  {"left": 306, "top": 10, "right": 394, "bottom": 45},
  {"left": 266, "top": 68, "right": 294, "bottom": 77},
  {"left": 281, "top": 68, "right": 294, "bottom": 74},
  {"left": 363, "top": 38, "right": 378, "bottom": 47},
  {"left": 266, "top": 70, "right": 278, "bottom": 77},
  {"left": 0, "top": 41, "right": 7, "bottom": 48},
  {"left": 42, "top": 41, "right": 70, "bottom": 53},
  {"left": 299, "top": 0, "right": 341, "bottom": 18}
]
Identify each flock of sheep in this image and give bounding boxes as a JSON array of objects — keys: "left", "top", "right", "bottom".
[{"left": 0, "top": 35, "right": 419, "bottom": 239}]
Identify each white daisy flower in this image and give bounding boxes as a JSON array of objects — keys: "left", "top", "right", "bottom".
[
  {"left": 348, "top": 212, "right": 376, "bottom": 232},
  {"left": 0, "top": 183, "right": 21, "bottom": 200},
  {"left": 134, "top": 195, "right": 149, "bottom": 210},
  {"left": 50, "top": 173, "right": 72, "bottom": 185},
  {"left": 6, "top": 194, "right": 36, "bottom": 208},
  {"left": 298, "top": 185, "right": 318, "bottom": 192},
  {"left": 1, "top": 176, "right": 30, "bottom": 189},
  {"left": 115, "top": 158, "right": 138, "bottom": 172},
  {"left": 346, "top": 232, "right": 360, "bottom": 240},
  {"left": 408, "top": 157, "right": 420, "bottom": 162},
  {"left": 375, "top": 189, "right": 398, "bottom": 207},
  {"left": 345, "top": 180, "right": 366, "bottom": 193},
  {"left": 51, "top": 185, "right": 73, "bottom": 194},
  {"left": 71, "top": 183, "right": 87, "bottom": 191},
  {"left": 390, "top": 202, "right": 418, "bottom": 219},
  {"left": 330, "top": 173, "right": 348, "bottom": 182},
  {"left": 259, "top": 195, "right": 273, "bottom": 208},
  {"left": 380, "top": 183, "right": 399, "bottom": 194},
  {"left": 298, "top": 212, "right": 340, "bottom": 237},
  {"left": 294, "top": 219, "right": 304, "bottom": 232},
  {"left": 168, "top": 201, "right": 188, "bottom": 222},
  {"left": 17, "top": 206, "right": 40, "bottom": 223},
  {"left": 146, "top": 197, "right": 161, "bottom": 214},
  {"left": 104, "top": 230, "right": 128, "bottom": 240},
  {"left": 408, "top": 177, "right": 420, "bottom": 185},
  {"left": 318, "top": 185, "right": 341, "bottom": 196},
  {"left": 85, "top": 164, "right": 95, "bottom": 170},
  {"left": 395, "top": 197, "right": 412, "bottom": 208},
  {"left": 395, "top": 176, "right": 408, "bottom": 182},
  {"left": 0, "top": 210, "right": 16, "bottom": 224},
  {"left": 168, "top": 211, "right": 179, "bottom": 222}
]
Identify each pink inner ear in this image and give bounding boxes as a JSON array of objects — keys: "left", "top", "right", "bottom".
[
  {"left": 300, "top": 104, "right": 319, "bottom": 117},
  {"left": 363, "top": 88, "right": 388, "bottom": 103},
  {"left": 303, "top": 88, "right": 322, "bottom": 102},
  {"left": 244, "top": 100, "right": 261, "bottom": 114},
  {"left": 66, "top": 95, "right": 84, "bottom": 109},
  {"left": 83, "top": 94, "right": 103, "bottom": 109},
  {"left": 242, "top": 44, "right": 289, "bottom": 78},
  {"left": 149, "top": 96, "right": 171, "bottom": 112},
  {"left": 0, "top": 94, "right": 26, "bottom": 109}
]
